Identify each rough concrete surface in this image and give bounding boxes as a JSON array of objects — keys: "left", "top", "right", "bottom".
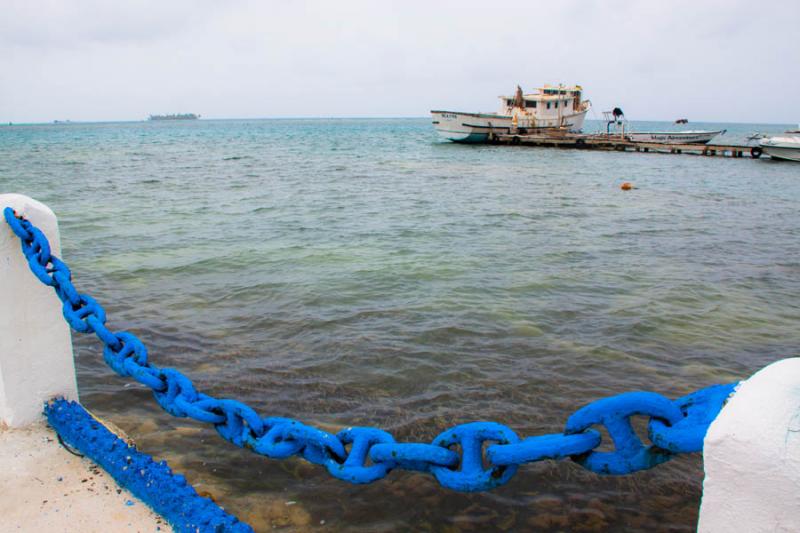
[
  {"left": 0, "top": 422, "right": 170, "bottom": 532},
  {"left": 699, "top": 357, "right": 800, "bottom": 532}
]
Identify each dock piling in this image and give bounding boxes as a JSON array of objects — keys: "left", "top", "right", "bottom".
[
  {"left": 699, "top": 358, "right": 800, "bottom": 531},
  {"left": 0, "top": 194, "right": 78, "bottom": 427}
]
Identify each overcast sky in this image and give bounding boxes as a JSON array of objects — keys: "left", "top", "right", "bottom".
[{"left": 1, "top": 0, "right": 798, "bottom": 124}]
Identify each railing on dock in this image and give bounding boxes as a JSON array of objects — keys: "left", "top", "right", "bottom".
[
  {"left": 1, "top": 204, "right": 738, "bottom": 493},
  {"left": 3, "top": 194, "right": 800, "bottom": 531}
]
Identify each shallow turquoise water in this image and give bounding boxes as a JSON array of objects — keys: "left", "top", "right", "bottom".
[{"left": 1, "top": 118, "right": 799, "bottom": 531}]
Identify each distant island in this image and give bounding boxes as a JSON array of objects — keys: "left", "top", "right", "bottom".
[{"left": 148, "top": 113, "right": 199, "bottom": 121}]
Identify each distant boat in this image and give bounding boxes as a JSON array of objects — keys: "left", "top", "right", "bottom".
[
  {"left": 601, "top": 108, "right": 721, "bottom": 144},
  {"left": 675, "top": 118, "right": 689, "bottom": 124},
  {"left": 431, "top": 83, "right": 591, "bottom": 143},
  {"left": 148, "top": 113, "right": 199, "bottom": 121},
  {"left": 626, "top": 130, "right": 724, "bottom": 144},
  {"left": 759, "top": 135, "right": 800, "bottom": 162},
  {"left": 747, "top": 126, "right": 798, "bottom": 141}
]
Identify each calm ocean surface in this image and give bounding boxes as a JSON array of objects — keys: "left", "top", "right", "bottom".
[{"left": 2, "top": 118, "right": 799, "bottom": 531}]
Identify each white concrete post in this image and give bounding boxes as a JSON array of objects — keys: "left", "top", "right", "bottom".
[
  {"left": 698, "top": 358, "right": 800, "bottom": 532},
  {"left": 0, "top": 193, "right": 78, "bottom": 427}
]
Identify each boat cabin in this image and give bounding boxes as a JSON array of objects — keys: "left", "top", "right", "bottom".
[{"left": 498, "top": 85, "right": 586, "bottom": 119}]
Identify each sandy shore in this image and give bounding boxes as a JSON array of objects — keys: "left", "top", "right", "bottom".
[{"left": 0, "top": 422, "right": 169, "bottom": 532}]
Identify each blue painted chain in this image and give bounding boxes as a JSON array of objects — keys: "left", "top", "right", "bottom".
[{"left": 3, "top": 207, "right": 738, "bottom": 492}]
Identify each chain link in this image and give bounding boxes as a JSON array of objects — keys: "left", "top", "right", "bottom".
[{"left": 3, "top": 207, "right": 739, "bottom": 492}]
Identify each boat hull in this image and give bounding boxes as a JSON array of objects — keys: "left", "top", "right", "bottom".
[
  {"left": 430, "top": 111, "right": 512, "bottom": 143},
  {"left": 431, "top": 108, "right": 589, "bottom": 143},
  {"left": 626, "top": 130, "right": 723, "bottom": 144},
  {"left": 761, "top": 146, "right": 800, "bottom": 162},
  {"left": 759, "top": 136, "right": 800, "bottom": 162}
]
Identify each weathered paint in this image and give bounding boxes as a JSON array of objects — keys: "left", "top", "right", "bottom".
[
  {"left": 698, "top": 358, "right": 800, "bottom": 532},
  {"left": 0, "top": 193, "right": 77, "bottom": 427},
  {"left": 46, "top": 399, "right": 253, "bottom": 532}
]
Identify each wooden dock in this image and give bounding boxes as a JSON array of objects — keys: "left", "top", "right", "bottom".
[{"left": 490, "top": 132, "right": 763, "bottom": 159}]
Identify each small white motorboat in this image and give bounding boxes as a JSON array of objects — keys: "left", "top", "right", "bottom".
[
  {"left": 759, "top": 135, "right": 800, "bottom": 162},
  {"left": 626, "top": 130, "right": 724, "bottom": 144}
]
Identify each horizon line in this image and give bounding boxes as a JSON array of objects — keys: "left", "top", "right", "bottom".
[{"left": 0, "top": 116, "right": 795, "bottom": 127}]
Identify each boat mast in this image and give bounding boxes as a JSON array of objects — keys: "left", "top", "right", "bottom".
[{"left": 513, "top": 85, "right": 524, "bottom": 129}]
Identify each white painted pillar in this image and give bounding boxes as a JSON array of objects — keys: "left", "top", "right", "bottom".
[
  {"left": 0, "top": 194, "right": 78, "bottom": 427},
  {"left": 699, "top": 358, "right": 800, "bottom": 532}
]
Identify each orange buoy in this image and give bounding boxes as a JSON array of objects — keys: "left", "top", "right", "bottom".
[{"left": 620, "top": 182, "right": 634, "bottom": 190}]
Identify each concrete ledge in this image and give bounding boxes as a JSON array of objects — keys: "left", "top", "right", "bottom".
[{"left": 0, "top": 421, "right": 167, "bottom": 532}]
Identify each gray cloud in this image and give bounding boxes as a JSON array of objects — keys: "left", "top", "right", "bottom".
[
  {"left": 1, "top": 0, "right": 798, "bottom": 123},
  {"left": 0, "top": 0, "right": 226, "bottom": 47}
]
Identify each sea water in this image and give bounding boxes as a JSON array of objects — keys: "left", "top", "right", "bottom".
[{"left": 1, "top": 118, "right": 798, "bottom": 531}]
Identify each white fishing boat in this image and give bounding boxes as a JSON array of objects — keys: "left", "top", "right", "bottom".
[
  {"left": 626, "top": 130, "right": 724, "bottom": 144},
  {"left": 759, "top": 135, "right": 800, "bottom": 162},
  {"left": 431, "top": 84, "right": 591, "bottom": 143}
]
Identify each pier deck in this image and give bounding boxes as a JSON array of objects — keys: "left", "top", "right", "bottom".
[
  {"left": 0, "top": 422, "right": 167, "bottom": 532},
  {"left": 491, "top": 133, "right": 761, "bottom": 158}
]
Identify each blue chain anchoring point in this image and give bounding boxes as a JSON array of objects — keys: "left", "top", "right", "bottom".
[
  {"left": 649, "top": 382, "right": 738, "bottom": 453},
  {"left": 2, "top": 206, "right": 739, "bottom": 492}
]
